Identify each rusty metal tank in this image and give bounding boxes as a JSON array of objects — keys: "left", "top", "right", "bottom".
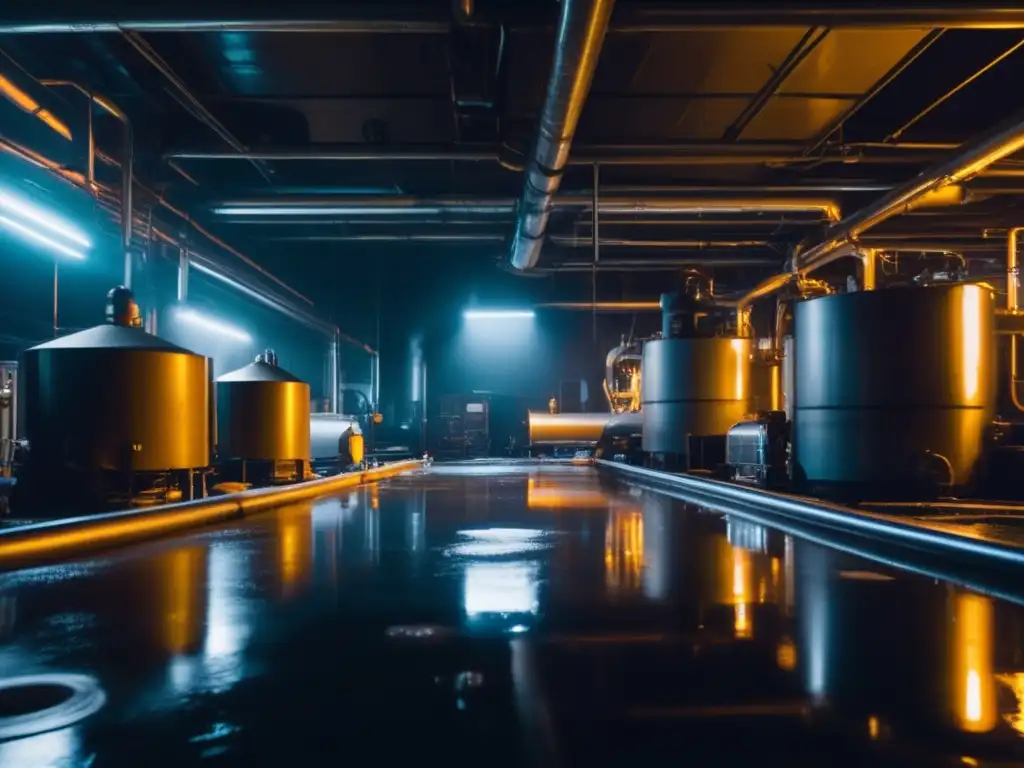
[
  {"left": 793, "top": 283, "right": 995, "bottom": 497},
  {"left": 216, "top": 350, "right": 311, "bottom": 462},
  {"left": 21, "top": 288, "right": 210, "bottom": 472}
]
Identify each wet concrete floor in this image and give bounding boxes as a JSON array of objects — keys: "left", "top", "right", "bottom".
[{"left": 1, "top": 463, "right": 1024, "bottom": 766}]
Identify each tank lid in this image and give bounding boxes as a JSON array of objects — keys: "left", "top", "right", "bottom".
[
  {"left": 217, "top": 359, "right": 304, "bottom": 383},
  {"left": 27, "top": 323, "right": 201, "bottom": 353}
]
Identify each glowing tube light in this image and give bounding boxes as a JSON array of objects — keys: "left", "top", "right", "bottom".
[
  {"left": 0, "top": 215, "right": 86, "bottom": 260},
  {"left": 463, "top": 309, "right": 535, "bottom": 320},
  {"left": 0, "top": 191, "right": 91, "bottom": 250},
  {"left": 176, "top": 307, "right": 252, "bottom": 343}
]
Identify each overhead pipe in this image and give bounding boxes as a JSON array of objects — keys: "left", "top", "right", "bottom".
[
  {"left": 7, "top": 6, "right": 1024, "bottom": 34},
  {"left": 550, "top": 236, "right": 772, "bottom": 248},
  {"left": 793, "top": 111, "right": 1024, "bottom": 276},
  {"left": 509, "top": 0, "right": 616, "bottom": 270},
  {"left": 535, "top": 302, "right": 660, "bottom": 312},
  {"left": 213, "top": 195, "right": 840, "bottom": 221},
  {"left": 544, "top": 256, "right": 779, "bottom": 271},
  {"left": 120, "top": 30, "right": 273, "bottom": 183}
]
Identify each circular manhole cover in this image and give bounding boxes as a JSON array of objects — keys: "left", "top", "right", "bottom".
[{"left": 0, "top": 674, "right": 105, "bottom": 741}]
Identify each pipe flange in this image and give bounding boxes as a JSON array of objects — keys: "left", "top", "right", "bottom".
[{"left": 0, "top": 674, "right": 106, "bottom": 741}]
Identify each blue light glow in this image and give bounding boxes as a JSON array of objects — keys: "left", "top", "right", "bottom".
[
  {"left": 463, "top": 309, "right": 535, "bottom": 320},
  {"left": 0, "top": 187, "right": 91, "bottom": 259}
]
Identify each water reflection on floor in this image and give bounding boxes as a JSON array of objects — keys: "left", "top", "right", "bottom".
[{"left": 0, "top": 464, "right": 1022, "bottom": 765}]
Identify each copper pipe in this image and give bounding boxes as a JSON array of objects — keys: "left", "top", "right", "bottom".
[
  {"left": 795, "top": 112, "right": 1024, "bottom": 275},
  {"left": 509, "top": 0, "right": 616, "bottom": 269},
  {"left": 1008, "top": 228, "right": 1024, "bottom": 413}
]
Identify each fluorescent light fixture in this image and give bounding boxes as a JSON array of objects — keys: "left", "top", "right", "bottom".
[
  {"left": 463, "top": 309, "right": 535, "bottom": 320},
  {"left": 0, "top": 189, "right": 91, "bottom": 249},
  {"left": 176, "top": 307, "right": 252, "bottom": 343},
  {"left": 0, "top": 215, "right": 86, "bottom": 260}
]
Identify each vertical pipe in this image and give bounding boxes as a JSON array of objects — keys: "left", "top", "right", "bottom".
[
  {"left": 592, "top": 162, "right": 599, "bottom": 342},
  {"left": 861, "top": 248, "right": 877, "bottom": 290},
  {"left": 1008, "top": 229, "right": 1024, "bottom": 412},
  {"left": 421, "top": 361, "right": 428, "bottom": 456},
  {"left": 85, "top": 88, "right": 95, "bottom": 186},
  {"left": 52, "top": 261, "right": 58, "bottom": 337},
  {"left": 121, "top": 120, "right": 135, "bottom": 288},
  {"left": 329, "top": 335, "right": 340, "bottom": 415},
  {"left": 177, "top": 247, "right": 189, "bottom": 301}
]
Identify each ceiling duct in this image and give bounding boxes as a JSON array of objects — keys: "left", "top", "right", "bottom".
[{"left": 509, "top": 0, "right": 616, "bottom": 271}]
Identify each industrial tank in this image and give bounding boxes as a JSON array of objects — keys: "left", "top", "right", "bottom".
[
  {"left": 528, "top": 411, "right": 610, "bottom": 447},
  {"left": 793, "top": 283, "right": 994, "bottom": 498},
  {"left": 641, "top": 286, "right": 751, "bottom": 463},
  {"left": 216, "top": 350, "right": 311, "bottom": 463},
  {"left": 22, "top": 287, "right": 210, "bottom": 474}
]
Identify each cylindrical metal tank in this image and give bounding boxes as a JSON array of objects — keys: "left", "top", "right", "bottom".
[
  {"left": 528, "top": 411, "right": 611, "bottom": 446},
  {"left": 793, "top": 283, "right": 995, "bottom": 496},
  {"left": 216, "top": 352, "right": 311, "bottom": 462},
  {"left": 22, "top": 321, "right": 210, "bottom": 472},
  {"left": 641, "top": 337, "right": 752, "bottom": 454},
  {"left": 309, "top": 414, "right": 361, "bottom": 461}
]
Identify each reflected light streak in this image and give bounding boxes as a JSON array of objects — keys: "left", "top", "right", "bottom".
[
  {"left": 450, "top": 528, "right": 551, "bottom": 558},
  {"left": 0, "top": 74, "right": 72, "bottom": 140},
  {"left": 463, "top": 309, "right": 535, "bottom": 320},
  {"left": 962, "top": 286, "right": 981, "bottom": 401},
  {"left": 464, "top": 562, "right": 539, "bottom": 617},
  {"left": 164, "top": 548, "right": 204, "bottom": 655},
  {"left": 0, "top": 214, "right": 87, "bottom": 260},
  {"left": 205, "top": 544, "right": 250, "bottom": 661},
  {"left": 278, "top": 506, "right": 312, "bottom": 597},
  {"left": 0, "top": 725, "right": 80, "bottom": 766},
  {"left": 777, "top": 637, "right": 797, "bottom": 671},
  {"left": 731, "top": 337, "right": 746, "bottom": 400},
  {"left": 605, "top": 510, "right": 644, "bottom": 595},
  {"left": 952, "top": 591, "right": 996, "bottom": 733},
  {"left": 175, "top": 307, "right": 252, "bottom": 343}
]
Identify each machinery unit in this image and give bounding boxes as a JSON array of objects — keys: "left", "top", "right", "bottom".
[
  {"left": 20, "top": 287, "right": 210, "bottom": 511},
  {"left": 594, "top": 411, "right": 643, "bottom": 464},
  {"left": 604, "top": 336, "right": 642, "bottom": 413},
  {"left": 0, "top": 362, "right": 16, "bottom": 478},
  {"left": 309, "top": 413, "right": 364, "bottom": 472},
  {"left": 725, "top": 412, "right": 788, "bottom": 488},
  {"left": 793, "top": 283, "right": 995, "bottom": 500},
  {"left": 641, "top": 277, "right": 751, "bottom": 470},
  {"left": 216, "top": 349, "right": 311, "bottom": 485}
]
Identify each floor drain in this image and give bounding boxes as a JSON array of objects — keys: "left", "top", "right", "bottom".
[{"left": 0, "top": 674, "right": 105, "bottom": 741}]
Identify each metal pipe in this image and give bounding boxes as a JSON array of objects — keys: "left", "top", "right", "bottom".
[
  {"left": 85, "top": 88, "right": 94, "bottom": 185},
  {"left": 8, "top": 6, "right": 1024, "bottom": 34},
  {"left": 214, "top": 194, "right": 841, "bottom": 220},
  {"left": 266, "top": 233, "right": 506, "bottom": 243},
  {"left": 1008, "top": 228, "right": 1024, "bottom": 413},
  {"left": 535, "top": 302, "right": 661, "bottom": 312},
  {"left": 550, "top": 236, "right": 772, "bottom": 248},
  {"left": 177, "top": 246, "right": 189, "bottom": 301},
  {"left": 592, "top": 163, "right": 599, "bottom": 341},
  {"left": 888, "top": 37, "right": 1024, "bottom": 143},
  {"left": 509, "top": 0, "right": 616, "bottom": 270},
  {"left": 122, "top": 118, "right": 134, "bottom": 288},
  {"left": 330, "top": 335, "right": 340, "bottom": 415},
  {"left": 794, "top": 111, "right": 1024, "bottom": 275},
  {"left": 120, "top": 30, "right": 272, "bottom": 183},
  {"left": 545, "top": 256, "right": 779, "bottom": 271}
]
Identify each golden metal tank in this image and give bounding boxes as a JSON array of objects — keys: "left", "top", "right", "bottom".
[
  {"left": 794, "top": 283, "right": 995, "bottom": 497},
  {"left": 216, "top": 351, "right": 311, "bottom": 462},
  {"left": 22, "top": 307, "right": 210, "bottom": 473},
  {"left": 641, "top": 337, "right": 752, "bottom": 454}
]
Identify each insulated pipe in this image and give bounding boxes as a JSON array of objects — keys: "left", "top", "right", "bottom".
[
  {"left": 329, "top": 335, "right": 340, "bottom": 415},
  {"left": 509, "top": 0, "right": 616, "bottom": 270},
  {"left": 793, "top": 110, "right": 1024, "bottom": 275},
  {"left": 535, "top": 302, "right": 661, "bottom": 312}
]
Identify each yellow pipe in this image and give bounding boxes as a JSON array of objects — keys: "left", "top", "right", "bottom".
[
  {"left": 0, "top": 74, "right": 72, "bottom": 140},
  {"left": 1008, "top": 228, "right": 1024, "bottom": 413},
  {"left": 0, "top": 460, "right": 422, "bottom": 569}
]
